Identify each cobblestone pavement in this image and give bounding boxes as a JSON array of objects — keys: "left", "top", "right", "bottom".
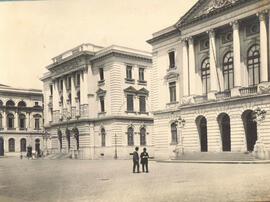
[{"left": 0, "top": 158, "right": 270, "bottom": 202}]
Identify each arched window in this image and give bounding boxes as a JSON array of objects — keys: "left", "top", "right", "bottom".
[
  {"left": 0, "top": 113, "right": 2, "bottom": 129},
  {"left": 201, "top": 57, "right": 210, "bottom": 94},
  {"left": 20, "top": 138, "right": 26, "bottom": 152},
  {"left": 34, "top": 114, "right": 41, "bottom": 130},
  {"left": 101, "top": 128, "right": 106, "bottom": 147},
  {"left": 6, "top": 100, "right": 15, "bottom": 107},
  {"left": 247, "top": 44, "right": 260, "bottom": 86},
  {"left": 19, "top": 114, "right": 26, "bottom": 129},
  {"left": 140, "top": 127, "right": 146, "bottom": 146},
  {"left": 223, "top": 51, "right": 234, "bottom": 90},
  {"left": 18, "top": 101, "right": 26, "bottom": 107},
  {"left": 127, "top": 127, "right": 134, "bottom": 146},
  {"left": 171, "top": 122, "right": 178, "bottom": 144},
  {"left": 9, "top": 138, "right": 15, "bottom": 152},
  {"left": 7, "top": 113, "right": 14, "bottom": 129}
]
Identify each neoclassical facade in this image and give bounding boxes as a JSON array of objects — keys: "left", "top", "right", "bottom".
[
  {"left": 0, "top": 84, "right": 44, "bottom": 157},
  {"left": 147, "top": 0, "right": 270, "bottom": 159},
  {"left": 41, "top": 44, "right": 153, "bottom": 159}
]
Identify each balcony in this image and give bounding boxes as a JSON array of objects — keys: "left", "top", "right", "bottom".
[
  {"left": 48, "top": 95, "right": 53, "bottom": 109},
  {"left": 194, "top": 95, "right": 208, "bottom": 104},
  {"left": 239, "top": 86, "right": 257, "bottom": 96},
  {"left": 215, "top": 90, "right": 231, "bottom": 100},
  {"left": 80, "top": 104, "right": 89, "bottom": 118}
]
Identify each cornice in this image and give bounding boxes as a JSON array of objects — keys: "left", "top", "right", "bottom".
[{"left": 147, "top": 29, "right": 180, "bottom": 45}]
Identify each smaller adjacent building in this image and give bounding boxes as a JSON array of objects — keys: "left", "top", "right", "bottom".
[
  {"left": 41, "top": 43, "right": 153, "bottom": 159},
  {"left": 0, "top": 84, "right": 44, "bottom": 157}
]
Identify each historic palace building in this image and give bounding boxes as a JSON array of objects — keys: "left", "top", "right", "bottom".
[
  {"left": 0, "top": 84, "right": 44, "bottom": 157},
  {"left": 41, "top": 43, "right": 153, "bottom": 159},
  {"left": 147, "top": 0, "right": 270, "bottom": 159}
]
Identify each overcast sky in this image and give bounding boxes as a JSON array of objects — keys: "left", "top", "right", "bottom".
[{"left": 0, "top": 0, "right": 197, "bottom": 89}]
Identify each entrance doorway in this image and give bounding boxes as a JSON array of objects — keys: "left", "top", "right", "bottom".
[
  {"left": 218, "top": 113, "right": 231, "bottom": 151},
  {"left": 0, "top": 137, "right": 4, "bottom": 156},
  {"left": 242, "top": 110, "right": 257, "bottom": 151},
  {"left": 196, "top": 116, "right": 208, "bottom": 152},
  {"left": 35, "top": 139, "right": 40, "bottom": 156}
]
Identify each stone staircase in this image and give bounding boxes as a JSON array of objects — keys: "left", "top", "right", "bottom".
[
  {"left": 44, "top": 152, "right": 71, "bottom": 160},
  {"left": 173, "top": 152, "right": 256, "bottom": 161}
]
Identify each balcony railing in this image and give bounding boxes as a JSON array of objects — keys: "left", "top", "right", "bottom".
[
  {"left": 194, "top": 95, "right": 208, "bottom": 104},
  {"left": 215, "top": 90, "right": 231, "bottom": 100},
  {"left": 239, "top": 86, "right": 257, "bottom": 96},
  {"left": 80, "top": 104, "right": 88, "bottom": 118}
]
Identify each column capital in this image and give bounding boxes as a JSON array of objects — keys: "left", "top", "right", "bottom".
[
  {"left": 230, "top": 20, "right": 239, "bottom": 29},
  {"left": 187, "top": 36, "right": 194, "bottom": 44},
  {"left": 257, "top": 12, "right": 267, "bottom": 21},
  {"left": 207, "top": 29, "right": 215, "bottom": 37}
]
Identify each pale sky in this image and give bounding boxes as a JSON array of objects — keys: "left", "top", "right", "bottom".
[{"left": 0, "top": 0, "right": 197, "bottom": 89}]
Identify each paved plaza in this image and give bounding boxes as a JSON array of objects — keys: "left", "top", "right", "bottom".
[{"left": 0, "top": 158, "right": 270, "bottom": 202}]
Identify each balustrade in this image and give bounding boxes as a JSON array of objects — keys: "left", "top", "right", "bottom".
[{"left": 239, "top": 86, "right": 257, "bottom": 96}]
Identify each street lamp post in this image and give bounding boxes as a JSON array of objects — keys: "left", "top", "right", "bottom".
[
  {"left": 114, "top": 133, "right": 118, "bottom": 159},
  {"left": 252, "top": 107, "right": 267, "bottom": 159},
  {"left": 174, "top": 116, "right": 186, "bottom": 158}
]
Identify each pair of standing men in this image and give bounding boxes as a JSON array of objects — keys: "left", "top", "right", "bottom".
[{"left": 133, "top": 147, "right": 149, "bottom": 173}]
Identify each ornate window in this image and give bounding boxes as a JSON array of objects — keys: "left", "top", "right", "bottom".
[
  {"left": 20, "top": 138, "right": 26, "bottom": 152},
  {"left": 126, "top": 65, "right": 133, "bottom": 79},
  {"left": 7, "top": 113, "right": 14, "bottom": 129},
  {"left": 168, "top": 51, "right": 175, "bottom": 68},
  {"left": 9, "top": 138, "right": 15, "bottom": 152},
  {"left": 18, "top": 101, "right": 26, "bottom": 107},
  {"left": 76, "top": 91, "right": 80, "bottom": 103},
  {"left": 6, "top": 100, "right": 15, "bottom": 107},
  {"left": 0, "top": 113, "right": 2, "bottom": 129},
  {"left": 101, "top": 128, "right": 106, "bottom": 147},
  {"left": 169, "top": 82, "right": 176, "bottom": 102},
  {"left": 76, "top": 73, "right": 80, "bottom": 86},
  {"left": 127, "top": 94, "right": 134, "bottom": 112},
  {"left": 19, "top": 114, "right": 26, "bottom": 129},
  {"left": 139, "top": 68, "right": 145, "bottom": 81},
  {"left": 247, "top": 44, "right": 260, "bottom": 86},
  {"left": 99, "top": 68, "right": 104, "bottom": 81},
  {"left": 223, "top": 51, "right": 234, "bottom": 90},
  {"left": 100, "top": 96, "right": 105, "bottom": 112},
  {"left": 127, "top": 127, "right": 134, "bottom": 146},
  {"left": 35, "top": 118, "right": 40, "bottom": 130},
  {"left": 201, "top": 57, "right": 210, "bottom": 94},
  {"left": 171, "top": 122, "right": 178, "bottom": 145},
  {"left": 139, "top": 96, "right": 146, "bottom": 113},
  {"left": 140, "top": 127, "right": 146, "bottom": 146}
]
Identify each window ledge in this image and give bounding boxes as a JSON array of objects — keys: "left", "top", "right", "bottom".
[
  {"left": 170, "top": 142, "right": 178, "bottom": 145},
  {"left": 167, "top": 66, "right": 177, "bottom": 72},
  {"left": 137, "top": 80, "right": 147, "bottom": 85},
  {"left": 125, "top": 111, "right": 136, "bottom": 114},
  {"left": 34, "top": 128, "right": 41, "bottom": 130},
  {"left": 98, "top": 80, "right": 105, "bottom": 86},
  {"left": 138, "top": 112, "right": 149, "bottom": 115},
  {"left": 7, "top": 128, "right": 16, "bottom": 130},
  {"left": 98, "top": 112, "right": 107, "bottom": 115},
  {"left": 125, "top": 78, "right": 135, "bottom": 84},
  {"left": 19, "top": 128, "right": 26, "bottom": 131},
  {"left": 166, "top": 101, "right": 179, "bottom": 106}
]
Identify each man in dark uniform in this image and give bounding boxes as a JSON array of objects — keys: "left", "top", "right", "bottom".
[
  {"left": 133, "top": 147, "right": 140, "bottom": 173},
  {"left": 140, "top": 147, "right": 149, "bottom": 173}
]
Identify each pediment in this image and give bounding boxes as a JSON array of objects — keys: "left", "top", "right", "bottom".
[
  {"left": 164, "top": 72, "right": 179, "bottom": 81},
  {"left": 176, "top": 0, "right": 241, "bottom": 27},
  {"left": 124, "top": 86, "right": 137, "bottom": 94},
  {"left": 137, "top": 88, "right": 149, "bottom": 96},
  {"left": 96, "top": 88, "right": 106, "bottom": 95}
]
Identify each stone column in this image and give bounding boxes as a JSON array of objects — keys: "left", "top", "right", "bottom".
[
  {"left": 62, "top": 77, "right": 67, "bottom": 109},
  {"left": 258, "top": 12, "right": 268, "bottom": 82},
  {"left": 53, "top": 80, "right": 59, "bottom": 111},
  {"left": 14, "top": 111, "right": 18, "bottom": 130},
  {"left": 27, "top": 112, "right": 31, "bottom": 130},
  {"left": 231, "top": 21, "right": 241, "bottom": 97},
  {"left": 71, "top": 74, "right": 76, "bottom": 107},
  {"left": 83, "top": 69, "right": 89, "bottom": 105},
  {"left": 79, "top": 71, "right": 84, "bottom": 104},
  {"left": 269, "top": 11, "right": 270, "bottom": 79},
  {"left": 2, "top": 110, "right": 6, "bottom": 129},
  {"left": 208, "top": 30, "right": 218, "bottom": 100},
  {"left": 89, "top": 123, "right": 95, "bottom": 160},
  {"left": 188, "top": 37, "right": 196, "bottom": 95},
  {"left": 182, "top": 39, "right": 189, "bottom": 96}
]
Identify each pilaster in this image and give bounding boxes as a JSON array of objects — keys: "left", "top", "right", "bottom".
[
  {"left": 208, "top": 29, "right": 218, "bottom": 100},
  {"left": 188, "top": 37, "right": 196, "bottom": 95},
  {"left": 258, "top": 12, "right": 268, "bottom": 82},
  {"left": 182, "top": 39, "right": 189, "bottom": 97}
]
